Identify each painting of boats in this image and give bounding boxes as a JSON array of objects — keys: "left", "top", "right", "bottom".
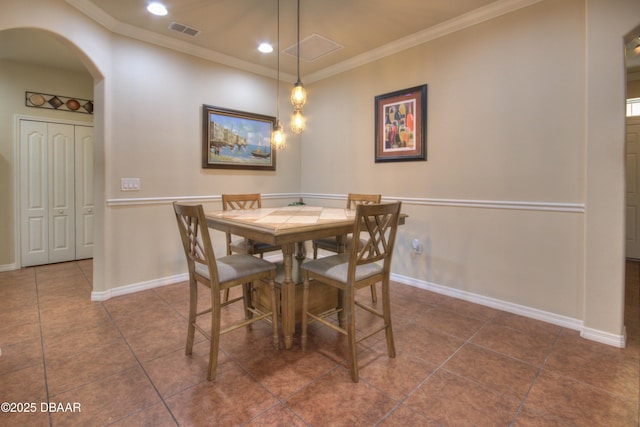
[
  {"left": 251, "top": 149, "right": 271, "bottom": 158},
  {"left": 202, "top": 105, "right": 276, "bottom": 170}
]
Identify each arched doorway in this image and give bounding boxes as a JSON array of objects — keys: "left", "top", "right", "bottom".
[{"left": 0, "top": 28, "right": 102, "bottom": 277}]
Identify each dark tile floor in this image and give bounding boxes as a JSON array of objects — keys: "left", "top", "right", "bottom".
[{"left": 0, "top": 259, "right": 638, "bottom": 426}]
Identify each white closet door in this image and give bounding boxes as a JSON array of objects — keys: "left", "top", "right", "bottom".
[
  {"left": 75, "top": 125, "right": 94, "bottom": 259},
  {"left": 20, "top": 120, "right": 92, "bottom": 267},
  {"left": 20, "top": 121, "right": 49, "bottom": 267},
  {"left": 47, "top": 123, "right": 76, "bottom": 263},
  {"left": 626, "top": 117, "right": 640, "bottom": 259}
]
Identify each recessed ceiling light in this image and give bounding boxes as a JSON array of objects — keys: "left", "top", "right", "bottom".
[
  {"left": 258, "top": 43, "right": 274, "bottom": 53},
  {"left": 147, "top": 2, "right": 168, "bottom": 16}
]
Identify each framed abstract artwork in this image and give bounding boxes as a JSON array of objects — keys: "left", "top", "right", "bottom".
[{"left": 374, "top": 85, "right": 427, "bottom": 163}]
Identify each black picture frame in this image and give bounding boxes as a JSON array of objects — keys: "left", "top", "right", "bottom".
[{"left": 202, "top": 104, "right": 276, "bottom": 170}]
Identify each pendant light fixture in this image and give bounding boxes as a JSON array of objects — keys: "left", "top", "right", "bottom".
[
  {"left": 290, "top": 0, "right": 306, "bottom": 134},
  {"left": 272, "top": 0, "right": 286, "bottom": 148}
]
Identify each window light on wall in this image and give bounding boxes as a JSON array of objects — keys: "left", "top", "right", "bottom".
[{"left": 628, "top": 98, "right": 640, "bottom": 117}]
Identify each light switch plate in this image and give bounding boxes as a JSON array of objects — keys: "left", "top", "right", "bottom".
[{"left": 121, "top": 178, "right": 140, "bottom": 191}]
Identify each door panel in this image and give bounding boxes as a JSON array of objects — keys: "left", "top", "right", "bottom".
[
  {"left": 48, "top": 123, "right": 75, "bottom": 263},
  {"left": 20, "top": 121, "right": 48, "bottom": 267},
  {"left": 75, "top": 126, "right": 94, "bottom": 259}
]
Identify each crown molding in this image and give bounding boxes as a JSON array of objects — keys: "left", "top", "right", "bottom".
[
  {"left": 65, "top": 0, "right": 295, "bottom": 82},
  {"left": 67, "top": 0, "right": 542, "bottom": 83},
  {"left": 306, "top": 0, "right": 543, "bottom": 82}
]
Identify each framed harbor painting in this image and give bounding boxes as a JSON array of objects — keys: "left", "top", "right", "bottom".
[
  {"left": 202, "top": 105, "right": 276, "bottom": 170},
  {"left": 374, "top": 84, "right": 427, "bottom": 163}
]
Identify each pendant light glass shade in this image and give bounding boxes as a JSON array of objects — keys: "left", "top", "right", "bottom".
[
  {"left": 291, "top": 108, "right": 305, "bottom": 134},
  {"left": 291, "top": 80, "right": 306, "bottom": 109},
  {"left": 272, "top": 122, "right": 286, "bottom": 148}
]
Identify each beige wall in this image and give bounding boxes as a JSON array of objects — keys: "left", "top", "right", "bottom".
[
  {"left": 302, "top": 0, "right": 587, "bottom": 320},
  {"left": 304, "top": 0, "right": 585, "bottom": 202},
  {"left": 2, "top": 0, "right": 639, "bottom": 345}
]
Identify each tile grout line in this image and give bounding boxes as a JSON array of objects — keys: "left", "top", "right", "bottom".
[
  {"left": 33, "top": 266, "right": 53, "bottom": 427},
  {"left": 99, "top": 301, "right": 181, "bottom": 426},
  {"left": 508, "top": 329, "right": 563, "bottom": 426},
  {"left": 374, "top": 313, "right": 497, "bottom": 427},
  {"left": 151, "top": 282, "right": 321, "bottom": 426}
]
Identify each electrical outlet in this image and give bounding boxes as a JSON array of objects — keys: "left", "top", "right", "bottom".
[
  {"left": 411, "top": 238, "right": 422, "bottom": 254},
  {"left": 121, "top": 178, "right": 140, "bottom": 191}
]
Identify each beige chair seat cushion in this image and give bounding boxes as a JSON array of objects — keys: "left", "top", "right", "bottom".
[
  {"left": 302, "top": 253, "right": 382, "bottom": 283},
  {"left": 195, "top": 254, "right": 276, "bottom": 283}
]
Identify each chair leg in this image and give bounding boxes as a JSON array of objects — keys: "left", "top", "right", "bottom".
[
  {"left": 381, "top": 279, "right": 396, "bottom": 359},
  {"left": 242, "top": 282, "right": 254, "bottom": 320},
  {"left": 345, "top": 286, "right": 359, "bottom": 382},
  {"left": 268, "top": 279, "right": 279, "bottom": 349},
  {"left": 337, "top": 289, "right": 345, "bottom": 328},
  {"left": 313, "top": 244, "right": 318, "bottom": 259},
  {"left": 207, "top": 287, "right": 222, "bottom": 381},
  {"left": 185, "top": 277, "right": 198, "bottom": 355},
  {"left": 301, "top": 276, "right": 310, "bottom": 351},
  {"left": 222, "top": 289, "right": 229, "bottom": 302},
  {"left": 370, "top": 283, "right": 378, "bottom": 303}
]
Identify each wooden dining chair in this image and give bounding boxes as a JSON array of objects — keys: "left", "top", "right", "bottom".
[
  {"left": 312, "top": 193, "right": 382, "bottom": 302},
  {"left": 221, "top": 193, "right": 282, "bottom": 302},
  {"left": 301, "top": 201, "right": 401, "bottom": 382},
  {"left": 173, "top": 202, "right": 279, "bottom": 381},
  {"left": 222, "top": 193, "right": 282, "bottom": 257}
]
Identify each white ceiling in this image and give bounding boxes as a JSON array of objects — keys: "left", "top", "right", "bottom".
[{"left": 1, "top": 0, "right": 639, "bottom": 81}]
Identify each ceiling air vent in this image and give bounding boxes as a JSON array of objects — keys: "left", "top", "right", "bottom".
[
  {"left": 168, "top": 21, "right": 200, "bottom": 37},
  {"left": 283, "top": 33, "right": 343, "bottom": 62}
]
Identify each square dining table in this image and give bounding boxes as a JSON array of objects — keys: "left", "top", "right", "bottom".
[{"left": 205, "top": 204, "right": 406, "bottom": 349}]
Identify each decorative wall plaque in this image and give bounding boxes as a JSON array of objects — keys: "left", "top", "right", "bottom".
[{"left": 25, "top": 91, "right": 93, "bottom": 114}]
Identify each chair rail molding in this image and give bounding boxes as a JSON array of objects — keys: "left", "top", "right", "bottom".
[{"left": 107, "top": 192, "right": 585, "bottom": 213}]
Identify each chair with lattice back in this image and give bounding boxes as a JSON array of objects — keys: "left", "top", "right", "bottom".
[
  {"left": 173, "top": 202, "right": 279, "bottom": 381},
  {"left": 301, "top": 201, "right": 401, "bottom": 382},
  {"left": 312, "top": 193, "right": 381, "bottom": 302},
  {"left": 221, "top": 194, "right": 282, "bottom": 302},
  {"left": 222, "top": 194, "right": 282, "bottom": 257}
]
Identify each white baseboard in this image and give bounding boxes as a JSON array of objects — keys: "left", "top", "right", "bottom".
[
  {"left": 91, "top": 273, "right": 188, "bottom": 301},
  {"left": 89, "top": 268, "right": 625, "bottom": 348},
  {"left": 0, "top": 263, "right": 17, "bottom": 272},
  {"left": 390, "top": 272, "right": 626, "bottom": 348},
  {"left": 581, "top": 326, "right": 627, "bottom": 348}
]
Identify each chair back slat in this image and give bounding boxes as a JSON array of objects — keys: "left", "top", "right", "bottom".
[
  {"left": 346, "top": 193, "right": 381, "bottom": 209},
  {"left": 173, "top": 202, "right": 220, "bottom": 289},
  {"left": 222, "top": 193, "right": 262, "bottom": 211},
  {"left": 349, "top": 202, "right": 402, "bottom": 276}
]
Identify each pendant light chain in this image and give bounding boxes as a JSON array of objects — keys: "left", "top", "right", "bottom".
[
  {"left": 296, "top": 0, "right": 300, "bottom": 81},
  {"left": 272, "top": 0, "right": 286, "bottom": 148},
  {"left": 291, "top": 0, "right": 306, "bottom": 134}
]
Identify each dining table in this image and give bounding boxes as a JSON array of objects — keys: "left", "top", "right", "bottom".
[{"left": 205, "top": 204, "right": 405, "bottom": 349}]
